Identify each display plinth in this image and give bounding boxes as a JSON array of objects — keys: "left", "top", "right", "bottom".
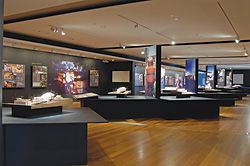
[
  {"left": 11, "top": 105, "right": 62, "bottom": 118},
  {"left": 176, "top": 94, "right": 191, "bottom": 98},
  {"left": 116, "top": 94, "right": 127, "bottom": 98}
]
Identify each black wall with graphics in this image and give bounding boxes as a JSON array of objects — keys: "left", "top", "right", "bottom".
[
  {"left": 232, "top": 70, "right": 250, "bottom": 86},
  {"left": 3, "top": 47, "right": 133, "bottom": 102}
]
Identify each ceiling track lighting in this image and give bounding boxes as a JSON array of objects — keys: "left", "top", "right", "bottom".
[
  {"left": 50, "top": 25, "right": 66, "bottom": 36},
  {"left": 171, "top": 41, "right": 176, "bottom": 45},
  {"left": 120, "top": 43, "right": 126, "bottom": 49},
  {"left": 134, "top": 23, "right": 139, "bottom": 28}
]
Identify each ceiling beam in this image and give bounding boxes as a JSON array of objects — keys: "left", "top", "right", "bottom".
[
  {"left": 100, "top": 39, "right": 250, "bottom": 50},
  {"left": 168, "top": 55, "right": 248, "bottom": 60},
  {"left": 4, "top": 31, "right": 185, "bottom": 69},
  {"left": 4, "top": 0, "right": 151, "bottom": 25}
]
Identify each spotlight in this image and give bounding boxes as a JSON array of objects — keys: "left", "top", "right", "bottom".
[
  {"left": 122, "top": 45, "right": 126, "bottom": 49},
  {"left": 244, "top": 52, "right": 248, "bottom": 56},
  {"left": 235, "top": 39, "right": 240, "bottom": 43},
  {"left": 171, "top": 41, "right": 176, "bottom": 45},
  {"left": 141, "top": 51, "right": 145, "bottom": 55},
  {"left": 61, "top": 29, "right": 66, "bottom": 36}
]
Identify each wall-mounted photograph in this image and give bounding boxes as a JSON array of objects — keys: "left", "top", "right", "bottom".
[
  {"left": 52, "top": 60, "right": 88, "bottom": 95},
  {"left": 3, "top": 63, "right": 25, "bottom": 88},
  {"left": 89, "top": 69, "right": 99, "bottom": 87},
  {"left": 135, "top": 73, "right": 144, "bottom": 87},
  {"left": 32, "top": 65, "right": 48, "bottom": 88}
]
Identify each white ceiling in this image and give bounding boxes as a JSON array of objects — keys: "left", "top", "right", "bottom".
[
  {"left": 3, "top": 0, "right": 250, "bottom": 67},
  {"left": 4, "top": 0, "right": 83, "bottom": 16}
]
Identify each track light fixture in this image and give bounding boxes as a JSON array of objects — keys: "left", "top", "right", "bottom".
[
  {"left": 235, "top": 39, "right": 240, "bottom": 43},
  {"left": 50, "top": 25, "right": 66, "bottom": 36},
  {"left": 61, "top": 29, "right": 66, "bottom": 36},
  {"left": 134, "top": 23, "right": 139, "bottom": 28},
  {"left": 120, "top": 43, "right": 126, "bottom": 49}
]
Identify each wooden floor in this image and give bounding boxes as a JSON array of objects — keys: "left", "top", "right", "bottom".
[{"left": 85, "top": 96, "right": 250, "bottom": 166}]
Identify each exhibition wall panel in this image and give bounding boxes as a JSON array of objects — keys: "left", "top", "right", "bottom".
[
  {"left": 134, "top": 64, "right": 145, "bottom": 95},
  {"left": 3, "top": 47, "right": 132, "bottom": 102},
  {"left": 0, "top": 0, "right": 3, "bottom": 164},
  {"left": 232, "top": 70, "right": 250, "bottom": 86}
]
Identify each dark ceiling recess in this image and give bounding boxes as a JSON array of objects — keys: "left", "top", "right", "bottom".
[
  {"left": 4, "top": 31, "right": 185, "bottom": 69},
  {"left": 4, "top": 0, "right": 151, "bottom": 24}
]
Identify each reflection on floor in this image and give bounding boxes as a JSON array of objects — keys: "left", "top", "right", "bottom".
[{"left": 85, "top": 96, "right": 250, "bottom": 166}]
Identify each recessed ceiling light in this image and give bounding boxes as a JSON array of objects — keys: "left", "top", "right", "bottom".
[
  {"left": 141, "top": 51, "right": 145, "bottom": 55},
  {"left": 171, "top": 41, "right": 176, "bottom": 45},
  {"left": 244, "top": 52, "right": 248, "bottom": 56},
  {"left": 235, "top": 39, "right": 240, "bottom": 43}
]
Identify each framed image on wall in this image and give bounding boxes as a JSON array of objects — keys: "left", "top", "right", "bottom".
[
  {"left": 32, "top": 65, "right": 48, "bottom": 88},
  {"left": 89, "top": 70, "right": 99, "bottom": 87},
  {"left": 3, "top": 63, "right": 25, "bottom": 88},
  {"left": 135, "top": 73, "right": 144, "bottom": 86}
]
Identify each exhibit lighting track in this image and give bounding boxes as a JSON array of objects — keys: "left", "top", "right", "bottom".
[
  {"left": 100, "top": 39, "right": 250, "bottom": 50},
  {"left": 4, "top": 31, "right": 185, "bottom": 69},
  {"left": 4, "top": 0, "right": 151, "bottom": 25}
]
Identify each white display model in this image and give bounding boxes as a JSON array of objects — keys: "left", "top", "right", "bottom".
[
  {"left": 13, "top": 92, "right": 73, "bottom": 108},
  {"left": 108, "top": 87, "right": 131, "bottom": 95},
  {"left": 73, "top": 93, "right": 99, "bottom": 99}
]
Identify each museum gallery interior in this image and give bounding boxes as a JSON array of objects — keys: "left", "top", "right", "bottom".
[{"left": 1, "top": 0, "right": 250, "bottom": 165}]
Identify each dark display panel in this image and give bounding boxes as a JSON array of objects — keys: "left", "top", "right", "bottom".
[
  {"left": 198, "top": 71, "right": 206, "bottom": 88},
  {"left": 185, "top": 59, "right": 198, "bottom": 93},
  {"left": 217, "top": 69, "right": 226, "bottom": 87},
  {"left": 205, "top": 65, "right": 216, "bottom": 89}
]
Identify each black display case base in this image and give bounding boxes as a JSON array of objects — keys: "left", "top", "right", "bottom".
[
  {"left": 176, "top": 94, "right": 191, "bottom": 98},
  {"left": 116, "top": 94, "right": 127, "bottom": 98},
  {"left": 11, "top": 105, "right": 62, "bottom": 118}
]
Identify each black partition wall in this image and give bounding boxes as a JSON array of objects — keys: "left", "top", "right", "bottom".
[
  {"left": 2, "top": 47, "right": 134, "bottom": 102},
  {"left": 0, "top": 0, "right": 4, "bottom": 164}
]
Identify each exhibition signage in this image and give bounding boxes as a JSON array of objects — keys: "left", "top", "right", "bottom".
[
  {"left": 145, "top": 45, "right": 157, "bottom": 97},
  {"left": 217, "top": 69, "right": 226, "bottom": 87},
  {"left": 205, "top": 65, "right": 216, "bottom": 89},
  {"left": 185, "top": 59, "right": 198, "bottom": 93}
]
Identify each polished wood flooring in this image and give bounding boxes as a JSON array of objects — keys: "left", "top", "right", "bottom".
[{"left": 85, "top": 96, "right": 250, "bottom": 166}]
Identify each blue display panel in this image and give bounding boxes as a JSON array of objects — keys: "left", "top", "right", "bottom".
[
  {"left": 198, "top": 71, "right": 206, "bottom": 88},
  {"left": 205, "top": 65, "right": 216, "bottom": 89},
  {"left": 185, "top": 59, "right": 198, "bottom": 93}
]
